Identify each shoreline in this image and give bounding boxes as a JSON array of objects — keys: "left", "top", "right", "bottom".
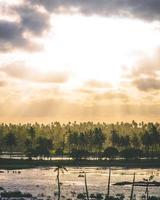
[{"left": 0, "top": 158, "right": 160, "bottom": 169}]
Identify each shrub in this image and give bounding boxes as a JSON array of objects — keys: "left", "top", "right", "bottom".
[{"left": 103, "top": 147, "right": 119, "bottom": 160}]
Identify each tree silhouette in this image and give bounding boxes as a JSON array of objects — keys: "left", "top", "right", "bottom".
[
  {"left": 111, "top": 129, "right": 120, "bottom": 147},
  {"left": 104, "top": 147, "right": 119, "bottom": 160},
  {"left": 35, "top": 137, "right": 53, "bottom": 159},
  {"left": 54, "top": 165, "right": 68, "bottom": 200},
  {"left": 107, "top": 168, "right": 111, "bottom": 197},
  {"left": 130, "top": 173, "right": 135, "bottom": 200},
  {"left": 4, "top": 132, "right": 16, "bottom": 158},
  {"left": 24, "top": 138, "right": 34, "bottom": 160},
  {"left": 84, "top": 173, "right": 89, "bottom": 200},
  {"left": 0, "top": 121, "right": 159, "bottom": 159},
  {"left": 93, "top": 128, "right": 105, "bottom": 158},
  {"left": 143, "top": 175, "right": 154, "bottom": 200}
]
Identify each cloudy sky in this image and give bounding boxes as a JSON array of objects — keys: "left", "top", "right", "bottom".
[{"left": 0, "top": 0, "right": 160, "bottom": 123}]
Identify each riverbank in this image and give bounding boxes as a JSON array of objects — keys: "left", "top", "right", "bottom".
[{"left": 0, "top": 158, "right": 160, "bottom": 169}]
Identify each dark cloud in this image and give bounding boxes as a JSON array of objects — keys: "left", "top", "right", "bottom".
[
  {"left": 1, "top": 0, "right": 160, "bottom": 51},
  {"left": 0, "top": 20, "right": 28, "bottom": 51},
  {"left": 0, "top": 63, "right": 69, "bottom": 83},
  {"left": 29, "top": 0, "right": 160, "bottom": 21},
  {"left": 133, "top": 78, "right": 160, "bottom": 91},
  {"left": 15, "top": 5, "right": 50, "bottom": 35},
  {"left": 0, "top": 3, "right": 50, "bottom": 52}
]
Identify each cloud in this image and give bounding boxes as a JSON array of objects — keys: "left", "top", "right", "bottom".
[
  {"left": 1, "top": 95, "right": 160, "bottom": 122},
  {"left": 123, "top": 50, "right": 160, "bottom": 91},
  {"left": 93, "top": 91, "right": 129, "bottom": 103},
  {"left": 29, "top": 0, "right": 160, "bottom": 22},
  {"left": 15, "top": 5, "right": 50, "bottom": 35},
  {"left": 0, "top": 20, "right": 28, "bottom": 51},
  {"left": 77, "top": 80, "right": 112, "bottom": 94},
  {"left": 0, "top": 2, "right": 50, "bottom": 52},
  {"left": 0, "top": 80, "right": 7, "bottom": 87},
  {"left": 84, "top": 80, "right": 112, "bottom": 89},
  {"left": 1, "top": 0, "right": 160, "bottom": 52},
  {"left": 0, "top": 63, "right": 69, "bottom": 83},
  {"left": 21, "top": 98, "right": 60, "bottom": 117},
  {"left": 133, "top": 78, "right": 160, "bottom": 91},
  {"left": 129, "top": 53, "right": 160, "bottom": 79}
]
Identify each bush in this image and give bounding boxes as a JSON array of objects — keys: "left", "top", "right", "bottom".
[
  {"left": 103, "top": 147, "right": 119, "bottom": 160},
  {"left": 55, "top": 148, "right": 63, "bottom": 156},
  {"left": 70, "top": 149, "right": 89, "bottom": 160},
  {"left": 120, "top": 148, "right": 143, "bottom": 159}
]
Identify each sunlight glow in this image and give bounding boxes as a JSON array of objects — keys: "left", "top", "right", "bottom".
[{"left": 28, "top": 14, "right": 160, "bottom": 86}]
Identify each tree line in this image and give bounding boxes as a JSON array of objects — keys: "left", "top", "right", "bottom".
[{"left": 0, "top": 121, "right": 160, "bottom": 160}]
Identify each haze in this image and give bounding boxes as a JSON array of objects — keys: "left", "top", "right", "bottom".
[{"left": 0, "top": 0, "right": 160, "bottom": 123}]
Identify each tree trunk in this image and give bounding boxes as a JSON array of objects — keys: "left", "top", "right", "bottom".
[
  {"left": 85, "top": 173, "right": 89, "bottom": 200},
  {"left": 10, "top": 145, "right": 12, "bottom": 158},
  {"left": 57, "top": 168, "right": 61, "bottom": 200},
  {"left": 130, "top": 173, "right": 135, "bottom": 200},
  {"left": 146, "top": 181, "right": 149, "bottom": 200},
  {"left": 107, "top": 168, "right": 111, "bottom": 197}
]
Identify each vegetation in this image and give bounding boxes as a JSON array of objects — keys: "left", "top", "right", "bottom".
[
  {"left": 0, "top": 121, "right": 160, "bottom": 160},
  {"left": 130, "top": 173, "right": 135, "bottom": 200},
  {"left": 85, "top": 173, "right": 89, "bottom": 200},
  {"left": 54, "top": 165, "right": 68, "bottom": 200}
]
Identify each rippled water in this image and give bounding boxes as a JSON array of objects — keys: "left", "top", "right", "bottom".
[{"left": 0, "top": 167, "right": 160, "bottom": 199}]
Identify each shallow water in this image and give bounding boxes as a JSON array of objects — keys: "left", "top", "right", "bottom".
[{"left": 0, "top": 167, "right": 159, "bottom": 199}]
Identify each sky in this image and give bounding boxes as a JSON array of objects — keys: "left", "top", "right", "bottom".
[{"left": 0, "top": 0, "right": 160, "bottom": 123}]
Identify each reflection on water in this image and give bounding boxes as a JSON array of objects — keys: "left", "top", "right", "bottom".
[{"left": 0, "top": 167, "right": 159, "bottom": 199}]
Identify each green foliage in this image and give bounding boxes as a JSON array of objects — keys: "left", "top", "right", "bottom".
[
  {"left": 70, "top": 149, "right": 89, "bottom": 160},
  {"left": 103, "top": 147, "right": 119, "bottom": 160},
  {"left": 0, "top": 121, "right": 159, "bottom": 159},
  {"left": 4, "top": 132, "right": 16, "bottom": 157},
  {"left": 120, "top": 148, "right": 143, "bottom": 159},
  {"left": 35, "top": 137, "right": 53, "bottom": 158}
]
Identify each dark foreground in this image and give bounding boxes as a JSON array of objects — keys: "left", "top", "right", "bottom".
[{"left": 0, "top": 158, "right": 160, "bottom": 169}]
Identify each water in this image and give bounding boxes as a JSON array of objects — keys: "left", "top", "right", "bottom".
[{"left": 0, "top": 167, "right": 159, "bottom": 199}]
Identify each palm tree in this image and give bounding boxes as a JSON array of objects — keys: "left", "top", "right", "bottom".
[
  {"left": 61, "top": 133, "right": 67, "bottom": 159},
  {"left": 107, "top": 168, "right": 111, "bottom": 197},
  {"left": 35, "top": 136, "right": 53, "bottom": 159},
  {"left": 130, "top": 173, "right": 135, "bottom": 200},
  {"left": 54, "top": 165, "right": 68, "bottom": 200},
  {"left": 93, "top": 128, "right": 105, "bottom": 158},
  {"left": 143, "top": 175, "right": 154, "bottom": 200},
  {"left": 84, "top": 173, "right": 89, "bottom": 200},
  {"left": 4, "top": 132, "right": 16, "bottom": 158}
]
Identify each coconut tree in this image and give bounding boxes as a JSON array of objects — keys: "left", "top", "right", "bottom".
[
  {"left": 143, "top": 175, "right": 154, "bottom": 200},
  {"left": 54, "top": 165, "right": 68, "bottom": 200},
  {"left": 4, "top": 132, "right": 16, "bottom": 158},
  {"left": 107, "top": 168, "right": 111, "bottom": 197},
  {"left": 84, "top": 172, "right": 89, "bottom": 200},
  {"left": 130, "top": 173, "right": 135, "bottom": 200}
]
